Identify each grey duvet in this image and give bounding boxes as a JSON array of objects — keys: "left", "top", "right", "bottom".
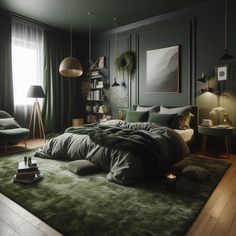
[{"left": 35, "top": 121, "right": 190, "bottom": 185}]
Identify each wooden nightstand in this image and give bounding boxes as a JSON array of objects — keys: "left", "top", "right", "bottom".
[{"left": 198, "top": 125, "right": 234, "bottom": 158}]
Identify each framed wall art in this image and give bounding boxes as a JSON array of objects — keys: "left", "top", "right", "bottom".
[
  {"left": 215, "top": 65, "right": 229, "bottom": 81},
  {"left": 146, "top": 45, "right": 179, "bottom": 93}
]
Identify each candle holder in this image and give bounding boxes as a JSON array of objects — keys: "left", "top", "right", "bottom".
[
  {"left": 166, "top": 173, "right": 177, "bottom": 191},
  {"left": 28, "top": 157, "right": 32, "bottom": 166}
]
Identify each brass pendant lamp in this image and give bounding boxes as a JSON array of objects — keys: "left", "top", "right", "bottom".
[
  {"left": 59, "top": 1, "right": 83, "bottom": 77},
  {"left": 220, "top": 0, "right": 234, "bottom": 60}
]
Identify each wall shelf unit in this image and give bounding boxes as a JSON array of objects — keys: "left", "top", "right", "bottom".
[{"left": 86, "top": 57, "right": 109, "bottom": 123}]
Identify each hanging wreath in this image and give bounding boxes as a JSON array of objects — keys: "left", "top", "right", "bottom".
[{"left": 115, "top": 51, "right": 136, "bottom": 75}]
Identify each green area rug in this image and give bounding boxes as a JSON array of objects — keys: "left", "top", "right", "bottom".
[{"left": 0, "top": 151, "right": 231, "bottom": 236}]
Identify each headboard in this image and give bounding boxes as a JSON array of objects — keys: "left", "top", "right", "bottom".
[{"left": 133, "top": 105, "right": 199, "bottom": 135}]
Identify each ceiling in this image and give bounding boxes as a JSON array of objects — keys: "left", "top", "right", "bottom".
[{"left": 0, "top": 0, "right": 208, "bottom": 34}]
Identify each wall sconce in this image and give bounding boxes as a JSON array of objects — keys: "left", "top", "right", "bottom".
[
  {"left": 198, "top": 73, "right": 207, "bottom": 83},
  {"left": 197, "top": 73, "right": 214, "bottom": 93},
  {"left": 200, "top": 88, "right": 214, "bottom": 93},
  {"left": 112, "top": 78, "right": 120, "bottom": 87}
]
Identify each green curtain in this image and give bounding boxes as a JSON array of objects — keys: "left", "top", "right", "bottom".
[
  {"left": 0, "top": 13, "right": 14, "bottom": 115},
  {"left": 42, "top": 30, "right": 81, "bottom": 134}
]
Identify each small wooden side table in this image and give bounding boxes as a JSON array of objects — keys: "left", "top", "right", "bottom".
[{"left": 198, "top": 125, "right": 234, "bottom": 158}]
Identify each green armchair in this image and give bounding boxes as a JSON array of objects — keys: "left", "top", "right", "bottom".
[{"left": 0, "top": 110, "right": 30, "bottom": 151}]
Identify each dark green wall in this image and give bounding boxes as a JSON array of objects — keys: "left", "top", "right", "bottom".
[{"left": 93, "top": 0, "right": 236, "bottom": 125}]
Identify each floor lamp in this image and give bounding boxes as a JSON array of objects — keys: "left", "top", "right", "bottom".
[{"left": 27, "top": 85, "right": 46, "bottom": 140}]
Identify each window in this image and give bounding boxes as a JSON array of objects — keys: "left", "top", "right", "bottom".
[{"left": 11, "top": 19, "right": 44, "bottom": 105}]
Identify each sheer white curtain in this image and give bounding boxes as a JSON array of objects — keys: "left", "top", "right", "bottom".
[{"left": 11, "top": 18, "right": 44, "bottom": 126}]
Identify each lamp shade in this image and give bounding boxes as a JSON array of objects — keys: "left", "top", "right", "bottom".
[
  {"left": 220, "top": 49, "right": 234, "bottom": 60},
  {"left": 27, "top": 85, "right": 45, "bottom": 98},
  {"left": 59, "top": 57, "right": 83, "bottom": 77}
]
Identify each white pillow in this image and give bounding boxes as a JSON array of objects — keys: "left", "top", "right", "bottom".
[
  {"left": 100, "top": 119, "right": 125, "bottom": 127},
  {"left": 159, "top": 106, "right": 191, "bottom": 115},
  {"left": 136, "top": 105, "right": 157, "bottom": 112}
]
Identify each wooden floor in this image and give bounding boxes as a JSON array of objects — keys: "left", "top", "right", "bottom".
[{"left": 0, "top": 139, "right": 236, "bottom": 236}]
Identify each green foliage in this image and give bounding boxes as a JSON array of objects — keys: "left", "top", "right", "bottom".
[
  {"left": 115, "top": 51, "right": 136, "bottom": 75},
  {"left": 81, "top": 79, "right": 92, "bottom": 98}
]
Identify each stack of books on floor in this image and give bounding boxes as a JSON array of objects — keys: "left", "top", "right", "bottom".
[{"left": 13, "top": 159, "right": 43, "bottom": 184}]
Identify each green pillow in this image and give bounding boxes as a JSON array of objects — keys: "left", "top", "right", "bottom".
[
  {"left": 0, "top": 118, "right": 21, "bottom": 130},
  {"left": 66, "top": 160, "right": 101, "bottom": 176},
  {"left": 148, "top": 113, "right": 177, "bottom": 127},
  {"left": 182, "top": 165, "right": 209, "bottom": 181},
  {"left": 126, "top": 111, "right": 149, "bottom": 122}
]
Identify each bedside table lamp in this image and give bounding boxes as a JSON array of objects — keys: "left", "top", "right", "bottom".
[{"left": 27, "top": 85, "right": 46, "bottom": 140}]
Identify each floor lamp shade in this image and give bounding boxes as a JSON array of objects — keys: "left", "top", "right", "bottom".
[
  {"left": 27, "top": 85, "right": 45, "bottom": 98},
  {"left": 27, "top": 85, "right": 46, "bottom": 140},
  {"left": 59, "top": 56, "right": 83, "bottom": 77}
]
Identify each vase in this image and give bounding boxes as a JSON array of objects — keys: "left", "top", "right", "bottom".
[
  {"left": 118, "top": 110, "right": 125, "bottom": 120},
  {"left": 85, "top": 104, "right": 92, "bottom": 113},
  {"left": 93, "top": 105, "right": 99, "bottom": 113}
]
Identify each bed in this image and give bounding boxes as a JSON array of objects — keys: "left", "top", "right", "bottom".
[{"left": 36, "top": 105, "right": 198, "bottom": 186}]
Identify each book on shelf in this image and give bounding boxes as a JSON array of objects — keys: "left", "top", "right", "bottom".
[
  {"left": 91, "top": 71, "right": 100, "bottom": 76},
  {"left": 96, "top": 81, "right": 104, "bottom": 88},
  {"left": 87, "top": 90, "right": 102, "bottom": 101},
  {"left": 91, "top": 75, "right": 103, "bottom": 79}
]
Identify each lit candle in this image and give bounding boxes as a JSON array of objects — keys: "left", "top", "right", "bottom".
[{"left": 166, "top": 173, "right": 177, "bottom": 191}]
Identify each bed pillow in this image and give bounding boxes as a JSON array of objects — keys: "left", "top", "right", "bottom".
[
  {"left": 67, "top": 160, "right": 101, "bottom": 176},
  {"left": 136, "top": 105, "right": 159, "bottom": 112},
  {"left": 100, "top": 119, "right": 125, "bottom": 127},
  {"left": 126, "top": 111, "right": 149, "bottom": 122},
  {"left": 148, "top": 113, "right": 177, "bottom": 127},
  {"left": 182, "top": 165, "right": 209, "bottom": 181},
  {"left": 0, "top": 118, "right": 21, "bottom": 130},
  {"left": 159, "top": 106, "right": 192, "bottom": 129}
]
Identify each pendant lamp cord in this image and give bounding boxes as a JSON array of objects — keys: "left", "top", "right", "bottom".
[
  {"left": 224, "top": 0, "right": 227, "bottom": 51},
  {"left": 114, "top": 16, "right": 118, "bottom": 80},
  {"left": 70, "top": 0, "right": 73, "bottom": 56},
  {"left": 88, "top": 11, "right": 92, "bottom": 71},
  {"left": 114, "top": 17, "right": 117, "bottom": 59}
]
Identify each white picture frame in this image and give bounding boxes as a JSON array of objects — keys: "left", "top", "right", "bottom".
[{"left": 216, "top": 65, "right": 229, "bottom": 81}]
